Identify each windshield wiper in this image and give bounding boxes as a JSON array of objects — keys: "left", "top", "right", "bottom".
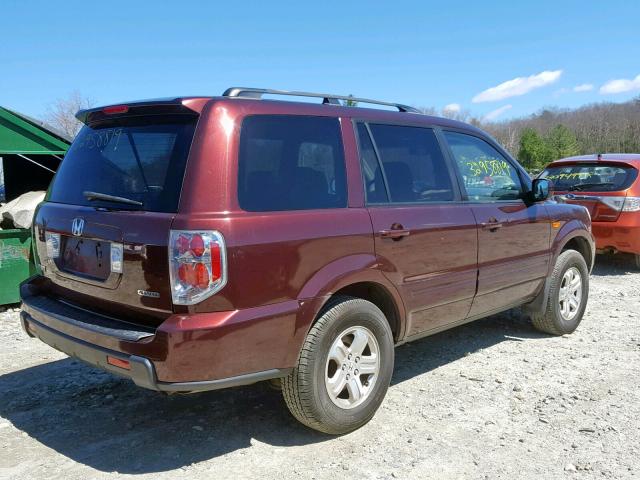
[
  {"left": 568, "top": 182, "right": 616, "bottom": 191},
  {"left": 83, "top": 191, "right": 143, "bottom": 206}
]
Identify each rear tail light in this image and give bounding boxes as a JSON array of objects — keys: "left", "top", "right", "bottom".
[
  {"left": 598, "top": 196, "right": 640, "bottom": 212},
  {"left": 599, "top": 196, "right": 626, "bottom": 211},
  {"left": 622, "top": 197, "right": 640, "bottom": 212},
  {"left": 169, "top": 230, "right": 227, "bottom": 305}
]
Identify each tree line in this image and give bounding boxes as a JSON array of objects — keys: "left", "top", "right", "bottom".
[
  {"left": 420, "top": 97, "right": 640, "bottom": 172},
  {"left": 470, "top": 97, "right": 640, "bottom": 172}
]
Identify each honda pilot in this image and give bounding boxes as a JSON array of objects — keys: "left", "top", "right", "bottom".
[{"left": 21, "top": 88, "right": 595, "bottom": 434}]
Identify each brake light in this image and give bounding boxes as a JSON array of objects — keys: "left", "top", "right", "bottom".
[
  {"left": 103, "top": 105, "right": 129, "bottom": 115},
  {"left": 190, "top": 234, "right": 205, "bottom": 257},
  {"left": 595, "top": 196, "right": 640, "bottom": 212},
  {"left": 169, "top": 230, "right": 227, "bottom": 305}
]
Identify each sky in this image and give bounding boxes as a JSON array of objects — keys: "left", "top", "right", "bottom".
[{"left": 2, "top": 0, "right": 640, "bottom": 123}]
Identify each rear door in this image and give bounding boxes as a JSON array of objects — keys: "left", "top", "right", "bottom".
[
  {"left": 33, "top": 107, "right": 199, "bottom": 326},
  {"left": 355, "top": 122, "right": 478, "bottom": 338},
  {"left": 442, "top": 130, "right": 551, "bottom": 317}
]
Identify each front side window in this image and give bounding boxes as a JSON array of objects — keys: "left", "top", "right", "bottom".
[
  {"left": 357, "top": 123, "right": 454, "bottom": 203},
  {"left": 238, "top": 115, "right": 347, "bottom": 211},
  {"left": 444, "top": 131, "right": 522, "bottom": 202}
]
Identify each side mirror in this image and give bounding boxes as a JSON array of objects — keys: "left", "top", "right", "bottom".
[{"left": 531, "top": 178, "right": 551, "bottom": 202}]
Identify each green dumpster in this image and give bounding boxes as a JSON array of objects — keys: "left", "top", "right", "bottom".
[
  {"left": 0, "top": 105, "right": 70, "bottom": 305},
  {"left": 0, "top": 229, "right": 37, "bottom": 305}
]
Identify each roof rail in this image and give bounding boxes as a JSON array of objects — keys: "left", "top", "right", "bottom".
[{"left": 222, "top": 87, "right": 421, "bottom": 114}]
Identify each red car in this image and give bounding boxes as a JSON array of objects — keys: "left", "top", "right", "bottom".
[
  {"left": 21, "top": 88, "right": 594, "bottom": 434},
  {"left": 541, "top": 154, "right": 640, "bottom": 268}
]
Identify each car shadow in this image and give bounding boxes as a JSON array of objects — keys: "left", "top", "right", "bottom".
[
  {"left": 591, "top": 253, "right": 639, "bottom": 276},
  {"left": 0, "top": 310, "right": 545, "bottom": 474}
]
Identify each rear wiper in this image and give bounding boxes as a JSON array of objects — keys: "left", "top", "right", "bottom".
[
  {"left": 83, "top": 191, "right": 143, "bottom": 206},
  {"left": 568, "top": 182, "right": 616, "bottom": 191}
]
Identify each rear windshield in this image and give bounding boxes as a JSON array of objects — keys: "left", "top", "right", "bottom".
[
  {"left": 540, "top": 163, "right": 638, "bottom": 192},
  {"left": 49, "top": 116, "right": 197, "bottom": 212}
]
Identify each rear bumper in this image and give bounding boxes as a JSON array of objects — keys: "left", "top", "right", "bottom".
[
  {"left": 19, "top": 277, "right": 317, "bottom": 392},
  {"left": 593, "top": 215, "right": 640, "bottom": 255},
  {"left": 20, "top": 311, "right": 286, "bottom": 392}
]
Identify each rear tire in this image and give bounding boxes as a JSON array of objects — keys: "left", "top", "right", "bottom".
[
  {"left": 282, "top": 296, "right": 394, "bottom": 434},
  {"left": 633, "top": 254, "right": 640, "bottom": 270},
  {"left": 531, "top": 249, "right": 589, "bottom": 335}
]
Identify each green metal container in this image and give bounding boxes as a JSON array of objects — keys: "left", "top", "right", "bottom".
[{"left": 0, "top": 228, "right": 36, "bottom": 305}]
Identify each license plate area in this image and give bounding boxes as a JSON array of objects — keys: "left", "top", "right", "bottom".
[{"left": 57, "top": 236, "right": 111, "bottom": 281}]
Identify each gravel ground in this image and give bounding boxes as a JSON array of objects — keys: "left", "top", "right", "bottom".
[{"left": 1, "top": 254, "right": 639, "bottom": 480}]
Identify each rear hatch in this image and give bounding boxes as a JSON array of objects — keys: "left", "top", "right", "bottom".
[
  {"left": 541, "top": 161, "right": 639, "bottom": 221},
  {"left": 33, "top": 101, "right": 201, "bottom": 327}
]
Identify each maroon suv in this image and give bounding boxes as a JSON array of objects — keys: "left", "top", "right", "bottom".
[{"left": 21, "top": 88, "right": 594, "bottom": 434}]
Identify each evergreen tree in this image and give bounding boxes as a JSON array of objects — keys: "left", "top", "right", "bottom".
[{"left": 518, "top": 128, "right": 551, "bottom": 171}]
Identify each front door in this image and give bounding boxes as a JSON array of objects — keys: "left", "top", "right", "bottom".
[
  {"left": 355, "top": 122, "right": 478, "bottom": 338},
  {"left": 442, "top": 130, "right": 551, "bottom": 317}
]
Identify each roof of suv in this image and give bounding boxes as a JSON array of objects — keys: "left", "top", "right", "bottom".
[{"left": 77, "top": 88, "right": 485, "bottom": 137}]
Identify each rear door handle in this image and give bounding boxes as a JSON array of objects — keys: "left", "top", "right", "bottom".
[{"left": 379, "top": 228, "right": 411, "bottom": 239}]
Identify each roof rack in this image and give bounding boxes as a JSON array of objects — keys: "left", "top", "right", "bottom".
[{"left": 222, "top": 87, "right": 421, "bottom": 114}]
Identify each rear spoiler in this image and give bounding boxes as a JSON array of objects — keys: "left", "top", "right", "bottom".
[{"left": 76, "top": 97, "right": 209, "bottom": 126}]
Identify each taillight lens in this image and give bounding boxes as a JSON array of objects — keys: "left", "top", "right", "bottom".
[
  {"left": 599, "top": 196, "right": 626, "bottom": 211},
  {"left": 169, "top": 230, "right": 227, "bottom": 305},
  {"left": 622, "top": 196, "right": 640, "bottom": 212},
  {"left": 597, "top": 196, "right": 640, "bottom": 213}
]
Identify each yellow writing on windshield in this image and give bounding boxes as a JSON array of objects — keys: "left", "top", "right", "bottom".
[
  {"left": 545, "top": 173, "right": 591, "bottom": 180},
  {"left": 465, "top": 159, "right": 510, "bottom": 177}
]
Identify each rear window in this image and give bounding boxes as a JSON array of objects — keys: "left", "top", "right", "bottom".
[
  {"left": 49, "top": 116, "right": 197, "bottom": 212},
  {"left": 540, "top": 163, "right": 638, "bottom": 192},
  {"left": 238, "top": 115, "right": 347, "bottom": 211}
]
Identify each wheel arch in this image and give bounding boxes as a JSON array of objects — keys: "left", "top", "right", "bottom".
[
  {"left": 297, "top": 255, "right": 406, "bottom": 343},
  {"left": 523, "top": 226, "right": 594, "bottom": 315},
  {"left": 559, "top": 235, "right": 594, "bottom": 272}
]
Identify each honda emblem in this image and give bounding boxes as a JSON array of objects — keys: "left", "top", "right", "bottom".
[{"left": 71, "top": 218, "right": 85, "bottom": 237}]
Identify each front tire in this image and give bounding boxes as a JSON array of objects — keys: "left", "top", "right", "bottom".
[
  {"left": 282, "top": 296, "right": 394, "bottom": 434},
  {"left": 531, "top": 249, "right": 589, "bottom": 335}
]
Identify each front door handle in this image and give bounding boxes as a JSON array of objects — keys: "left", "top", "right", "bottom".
[
  {"left": 480, "top": 219, "right": 503, "bottom": 232},
  {"left": 379, "top": 228, "right": 411, "bottom": 239}
]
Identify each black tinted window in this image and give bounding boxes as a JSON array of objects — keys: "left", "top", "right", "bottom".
[
  {"left": 238, "top": 116, "right": 347, "bottom": 211},
  {"left": 444, "top": 131, "right": 522, "bottom": 201},
  {"left": 365, "top": 124, "right": 454, "bottom": 203},
  {"left": 49, "top": 117, "right": 196, "bottom": 212}
]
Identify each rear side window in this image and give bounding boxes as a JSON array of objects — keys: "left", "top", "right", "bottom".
[
  {"left": 540, "top": 163, "right": 639, "bottom": 192},
  {"left": 443, "top": 131, "right": 522, "bottom": 202},
  {"left": 238, "top": 115, "right": 347, "bottom": 211},
  {"left": 357, "top": 123, "right": 454, "bottom": 203},
  {"left": 49, "top": 117, "right": 197, "bottom": 212}
]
